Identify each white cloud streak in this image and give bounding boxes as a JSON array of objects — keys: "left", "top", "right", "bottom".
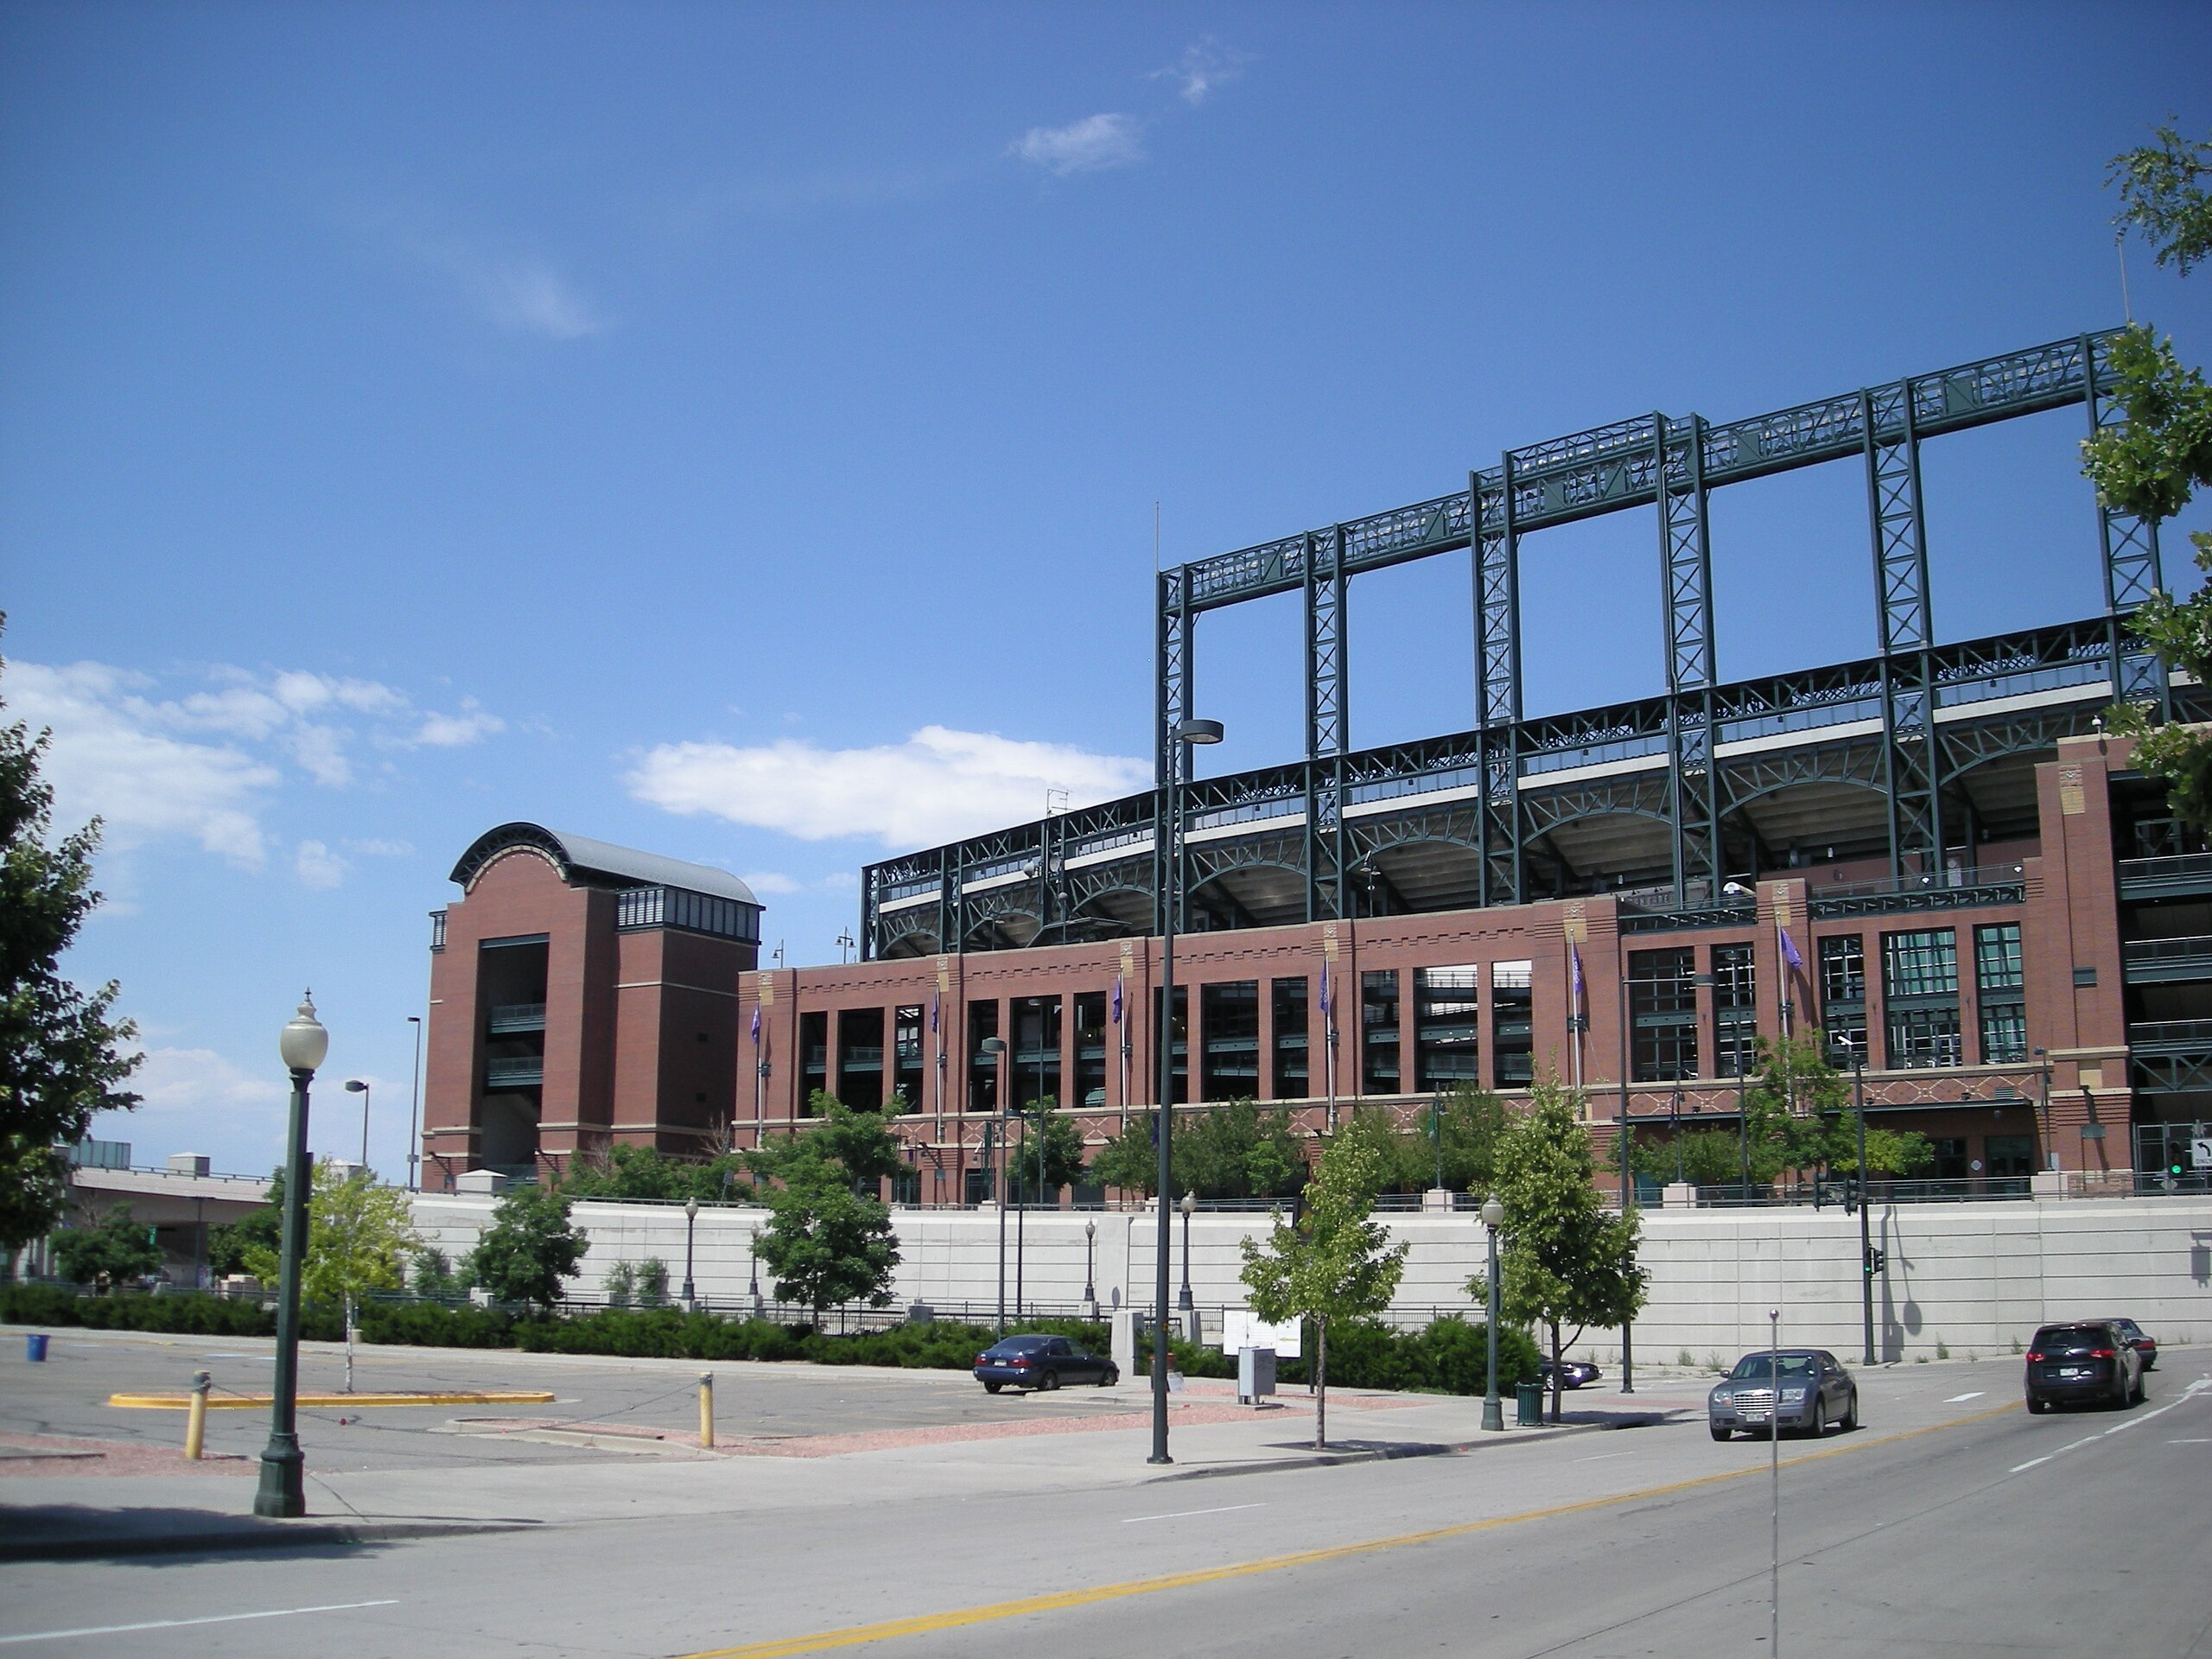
[
  {"left": 296, "top": 839, "right": 348, "bottom": 889},
  {"left": 629, "top": 725, "right": 1149, "bottom": 849},
  {"left": 1154, "top": 40, "right": 1247, "bottom": 105},
  {"left": 1013, "top": 113, "right": 1145, "bottom": 176}
]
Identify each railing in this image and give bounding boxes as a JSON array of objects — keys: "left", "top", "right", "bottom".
[
  {"left": 2117, "top": 853, "right": 2212, "bottom": 894},
  {"left": 486, "top": 1002, "right": 547, "bottom": 1034},
  {"left": 2127, "top": 1019, "right": 2212, "bottom": 1051},
  {"left": 483, "top": 1058, "right": 545, "bottom": 1089},
  {"left": 1810, "top": 864, "right": 2025, "bottom": 902},
  {"left": 2121, "top": 935, "right": 2212, "bottom": 980}
]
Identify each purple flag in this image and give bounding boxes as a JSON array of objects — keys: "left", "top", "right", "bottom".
[
  {"left": 1111, "top": 976, "right": 1123, "bottom": 1025},
  {"left": 1571, "top": 944, "right": 1583, "bottom": 1003},
  {"left": 930, "top": 992, "right": 939, "bottom": 1033},
  {"left": 1779, "top": 927, "right": 1804, "bottom": 971},
  {"left": 750, "top": 1005, "right": 760, "bottom": 1044},
  {"left": 1319, "top": 958, "right": 1332, "bottom": 1015}
]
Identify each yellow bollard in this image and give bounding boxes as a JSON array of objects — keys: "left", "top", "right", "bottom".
[
  {"left": 184, "top": 1371, "right": 211, "bottom": 1460},
  {"left": 698, "top": 1371, "right": 715, "bottom": 1449}
]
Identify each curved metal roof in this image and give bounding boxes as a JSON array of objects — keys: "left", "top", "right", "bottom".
[{"left": 449, "top": 822, "right": 760, "bottom": 906}]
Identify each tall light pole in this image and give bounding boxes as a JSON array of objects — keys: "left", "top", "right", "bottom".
[
  {"left": 1852, "top": 1039, "right": 1874, "bottom": 1367},
  {"left": 980, "top": 1036, "right": 1007, "bottom": 1336},
  {"left": 1481, "top": 1194, "right": 1505, "bottom": 1432},
  {"left": 683, "top": 1195, "right": 700, "bottom": 1311},
  {"left": 256, "top": 994, "right": 326, "bottom": 1519},
  {"left": 1153, "top": 714, "right": 1224, "bottom": 1466},
  {"left": 405, "top": 1014, "right": 423, "bottom": 1192},
  {"left": 344, "top": 1078, "right": 370, "bottom": 1168}
]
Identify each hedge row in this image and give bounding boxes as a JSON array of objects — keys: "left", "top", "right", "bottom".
[{"left": 3, "top": 1284, "right": 1538, "bottom": 1394}]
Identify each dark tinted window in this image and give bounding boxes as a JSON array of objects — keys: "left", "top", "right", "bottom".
[
  {"left": 987, "top": 1338, "right": 1049, "bottom": 1356},
  {"left": 1730, "top": 1353, "right": 1818, "bottom": 1380},
  {"left": 2031, "top": 1326, "right": 2107, "bottom": 1353}
]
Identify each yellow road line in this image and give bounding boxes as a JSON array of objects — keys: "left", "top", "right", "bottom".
[
  {"left": 107, "top": 1390, "right": 556, "bottom": 1409},
  {"left": 676, "top": 1402, "right": 2022, "bottom": 1659}
]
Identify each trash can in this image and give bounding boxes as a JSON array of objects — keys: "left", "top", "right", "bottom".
[
  {"left": 25, "top": 1333, "right": 49, "bottom": 1363},
  {"left": 1515, "top": 1381, "right": 1542, "bottom": 1427}
]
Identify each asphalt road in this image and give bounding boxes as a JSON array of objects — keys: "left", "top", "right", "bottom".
[{"left": 4, "top": 1349, "right": 2208, "bottom": 1657}]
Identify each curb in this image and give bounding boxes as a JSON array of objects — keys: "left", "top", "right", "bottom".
[
  {"left": 0, "top": 1516, "right": 542, "bottom": 1564},
  {"left": 1150, "top": 1413, "right": 1681, "bottom": 1480}
]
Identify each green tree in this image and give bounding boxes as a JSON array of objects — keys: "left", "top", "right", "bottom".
[
  {"left": 410, "top": 1246, "right": 463, "bottom": 1297},
  {"left": 636, "top": 1256, "right": 671, "bottom": 1307},
  {"left": 1828, "top": 1126, "right": 1936, "bottom": 1179},
  {"left": 1089, "top": 1115, "right": 1161, "bottom": 1198},
  {"left": 50, "top": 1200, "right": 162, "bottom": 1287},
  {"left": 1328, "top": 1104, "right": 1427, "bottom": 1194},
  {"left": 1239, "top": 1129, "right": 1408, "bottom": 1450},
  {"left": 1638, "top": 1128, "right": 1750, "bottom": 1189},
  {"left": 753, "top": 1147, "right": 900, "bottom": 1318},
  {"left": 2087, "top": 125, "right": 2212, "bottom": 825},
  {"left": 0, "top": 626, "right": 143, "bottom": 1252},
  {"left": 559, "top": 1144, "right": 748, "bottom": 1204},
  {"left": 467, "top": 1185, "right": 589, "bottom": 1306},
  {"left": 206, "top": 1166, "right": 284, "bottom": 1276},
  {"left": 1486, "top": 1079, "right": 1647, "bottom": 1422},
  {"left": 1009, "top": 1101, "right": 1088, "bottom": 1199},
  {"left": 1432, "top": 1084, "right": 1512, "bottom": 1192},
  {"left": 1175, "top": 1098, "right": 1307, "bottom": 1200},
  {"left": 2111, "top": 120, "right": 2212, "bottom": 276},
  {"left": 1740, "top": 1034, "right": 1849, "bottom": 1184},
  {"left": 747, "top": 1092, "right": 907, "bottom": 1192},
  {"left": 244, "top": 1161, "right": 420, "bottom": 1389}
]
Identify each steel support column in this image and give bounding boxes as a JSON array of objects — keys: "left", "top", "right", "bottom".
[
  {"left": 1659, "top": 415, "right": 1719, "bottom": 904},
  {"left": 1156, "top": 568, "right": 1193, "bottom": 934},
  {"left": 1474, "top": 462, "right": 1525, "bottom": 907},
  {"left": 1304, "top": 526, "right": 1350, "bottom": 921},
  {"left": 1863, "top": 384, "right": 1942, "bottom": 880},
  {"left": 2085, "top": 333, "right": 2169, "bottom": 716}
]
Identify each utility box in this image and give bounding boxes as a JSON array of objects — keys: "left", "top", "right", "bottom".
[
  {"left": 1111, "top": 1307, "right": 1141, "bottom": 1382},
  {"left": 167, "top": 1153, "right": 211, "bottom": 1177},
  {"left": 1237, "top": 1345, "right": 1277, "bottom": 1405}
]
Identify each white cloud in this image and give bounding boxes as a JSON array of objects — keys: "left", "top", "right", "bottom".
[
  {"left": 4, "top": 654, "right": 505, "bottom": 869},
  {"left": 1013, "top": 113, "right": 1145, "bottom": 176},
  {"left": 741, "top": 871, "right": 803, "bottom": 895},
  {"left": 1154, "top": 40, "right": 1247, "bottom": 105},
  {"left": 295, "top": 839, "right": 348, "bottom": 889},
  {"left": 346, "top": 202, "right": 607, "bottom": 341},
  {"left": 410, "top": 699, "right": 505, "bottom": 748},
  {"left": 628, "top": 724, "right": 1149, "bottom": 849},
  {"left": 476, "top": 260, "right": 604, "bottom": 340},
  {"left": 124, "top": 1044, "right": 288, "bottom": 1124},
  {"left": 6, "top": 661, "right": 278, "bottom": 865},
  {"left": 345, "top": 837, "right": 414, "bottom": 858}
]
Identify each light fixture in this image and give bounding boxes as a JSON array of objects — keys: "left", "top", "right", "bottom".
[{"left": 279, "top": 995, "right": 329, "bottom": 1074}]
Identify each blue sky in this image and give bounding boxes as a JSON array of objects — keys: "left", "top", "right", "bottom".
[{"left": 5, "top": 3, "right": 2209, "bottom": 1178}]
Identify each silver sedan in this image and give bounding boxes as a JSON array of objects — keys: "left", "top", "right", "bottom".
[{"left": 1709, "top": 1349, "right": 1858, "bottom": 1440}]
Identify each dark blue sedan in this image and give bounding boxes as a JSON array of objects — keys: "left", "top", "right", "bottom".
[{"left": 974, "top": 1335, "right": 1119, "bottom": 1393}]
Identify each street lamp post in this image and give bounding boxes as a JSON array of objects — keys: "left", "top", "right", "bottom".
[
  {"left": 406, "top": 1014, "right": 423, "bottom": 1192},
  {"left": 256, "top": 995, "right": 326, "bottom": 1519},
  {"left": 1153, "top": 714, "right": 1224, "bottom": 1466},
  {"left": 980, "top": 1036, "right": 1008, "bottom": 1335},
  {"left": 344, "top": 1077, "right": 371, "bottom": 1168},
  {"left": 1177, "top": 1188, "right": 1196, "bottom": 1331},
  {"left": 1083, "top": 1219, "right": 1097, "bottom": 1315},
  {"left": 1852, "top": 1040, "right": 1874, "bottom": 1367},
  {"left": 1481, "top": 1195, "right": 1505, "bottom": 1432},
  {"left": 683, "top": 1195, "right": 700, "bottom": 1311}
]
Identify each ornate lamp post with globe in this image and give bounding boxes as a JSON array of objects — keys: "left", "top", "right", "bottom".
[
  {"left": 1481, "top": 1194, "right": 1506, "bottom": 1433},
  {"left": 256, "top": 995, "right": 327, "bottom": 1518}
]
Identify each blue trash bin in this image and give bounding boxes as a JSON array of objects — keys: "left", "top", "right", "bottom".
[{"left": 25, "top": 1333, "right": 50, "bottom": 1363}]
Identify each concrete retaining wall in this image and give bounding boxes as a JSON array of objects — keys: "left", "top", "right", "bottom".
[{"left": 409, "top": 1192, "right": 2212, "bottom": 1363}]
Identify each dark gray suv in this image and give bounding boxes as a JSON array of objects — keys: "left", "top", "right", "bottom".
[
  {"left": 1709, "top": 1349, "right": 1859, "bottom": 1440},
  {"left": 2024, "top": 1322, "right": 2142, "bottom": 1413}
]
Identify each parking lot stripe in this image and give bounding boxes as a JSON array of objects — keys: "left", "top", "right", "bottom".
[
  {"left": 1120, "top": 1503, "right": 1265, "bottom": 1525},
  {"left": 0, "top": 1599, "right": 397, "bottom": 1646}
]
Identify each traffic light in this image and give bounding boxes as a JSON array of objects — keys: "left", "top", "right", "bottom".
[{"left": 1863, "top": 1246, "right": 1885, "bottom": 1275}]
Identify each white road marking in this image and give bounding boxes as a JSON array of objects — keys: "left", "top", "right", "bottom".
[
  {"left": 2168, "top": 1437, "right": 2212, "bottom": 1444},
  {"left": 1943, "top": 1392, "right": 1985, "bottom": 1403},
  {"left": 0, "top": 1599, "right": 398, "bottom": 1647},
  {"left": 2010, "top": 1456, "right": 2050, "bottom": 1472},
  {"left": 1121, "top": 1503, "right": 1266, "bottom": 1525},
  {"left": 1573, "top": 1451, "right": 1637, "bottom": 1463}
]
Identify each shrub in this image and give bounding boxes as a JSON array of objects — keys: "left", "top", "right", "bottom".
[{"left": 359, "top": 1299, "right": 516, "bottom": 1349}]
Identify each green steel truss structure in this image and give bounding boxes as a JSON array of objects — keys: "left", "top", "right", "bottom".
[{"left": 863, "top": 330, "right": 2179, "bottom": 960}]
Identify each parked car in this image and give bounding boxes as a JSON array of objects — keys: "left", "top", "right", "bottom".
[
  {"left": 2101, "top": 1316, "right": 2158, "bottom": 1372},
  {"left": 1708, "top": 1350, "right": 1858, "bottom": 1440},
  {"left": 973, "top": 1334, "right": 1119, "bottom": 1393},
  {"left": 1539, "top": 1357, "right": 1602, "bottom": 1390},
  {"left": 2024, "top": 1321, "right": 2143, "bottom": 1413}
]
